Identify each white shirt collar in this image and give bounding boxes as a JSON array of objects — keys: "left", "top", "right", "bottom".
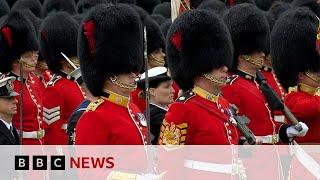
[
  {"left": 150, "top": 103, "right": 168, "bottom": 111},
  {"left": 0, "top": 118, "right": 12, "bottom": 131}
]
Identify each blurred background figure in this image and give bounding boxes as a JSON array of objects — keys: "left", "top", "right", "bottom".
[{"left": 137, "top": 67, "right": 174, "bottom": 144}]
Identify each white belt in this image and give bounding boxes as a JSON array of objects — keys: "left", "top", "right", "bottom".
[
  {"left": 184, "top": 159, "right": 233, "bottom": 174},
  {"left": 22, "top": 129, "right": 45, "bottom": 139},
  {"left": 61, "top": 123, "right": 68, "bottom": 130},
  {"left": 256, "top": 134, "right": 279, "bottom": 144},
  {"left": 274, "top": 115, "right": 285, "bottom": 123},
  {"left": 184, "top": 159, "right": 247, "bottom": 179},
  {"left": 292, "top": 141, "right": 320, "bottom": 179}
]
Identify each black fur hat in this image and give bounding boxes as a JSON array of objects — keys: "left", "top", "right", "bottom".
[
  {"left": 271, "top": 8, "right": 320, "bottom": 90},
  {"left": 39, "top": 12, "right": 79, "bottom": 74},
  {"left": 292, "top": 0, "right": 320, "bottom": 17},
  {"left": 136, "top": 0, "right": 160, "bottom": 14},
  {"left": 198, "top": 0, "right": 227, "bottom": 15},
  {"left": 223, "top": 3, "right": 270, "bottom": 72},
  {"left": 11, "top": 0, "right": 42, "bottom": 18},
  {"left": 42, "top": 0, "right": 76, "bottom": 17},
  {"left": 151, "top": 14, "right": 166, "bottom": 25},
  {"left": 0, "top": 0, "right": 10, "bottom": 18},
  {"left": 152, "top": 2, "right": 170, "bottom": 19},
  {"left": 0, "top": 11, "right": 38, "bottom": 73},
  {"left": 78, "top": 4, "right": 143, "bottom": 96},
  {"left": 76, "top": 0, "right": 107, "bottom": 14},
  {"left": 117, "top": 0, "right": 136, "bottom": 4},
  {"left": 144, "top": 16, "right": 165, "bottom": 54},
  {"left": 166, "top": 9, "right": 233, "bottom": 90},
  {"left": 254, "top": 0, "right": 274, "bottom": 11},
  {"left": 160, "top": 19, "right": 171, "bottom": 38},
  {"left": 268, "top": 1, "right": 292, "bottom": 21}
]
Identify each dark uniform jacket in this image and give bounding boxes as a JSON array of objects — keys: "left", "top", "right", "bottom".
[{"left": 0, "top": 120, "right": 20, "bottom": 145}]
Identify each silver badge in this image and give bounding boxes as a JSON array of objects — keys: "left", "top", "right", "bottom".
[
  {"left": 6, "top": 80, "right": 14, "bottom": 93},
  {"left": 137, "top": 113, "right": 147, "bottom": 127}
]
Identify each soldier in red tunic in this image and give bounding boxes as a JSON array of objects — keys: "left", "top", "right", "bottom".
[
  {"left": 75, "top": 4, "right": 147, "bottom": 145},
  {"left": 271, "top": 7, "right": 320, "bottom": 145},
  {"left": 222, "top": 4, "right": 308, "bottom": 144},
  {"left": 0, "top": 11, "right": 45, "bottom": 145},
  {"left": 158, "top": 9, "right": 242, "bottom": 146},
  {"left": 40, "top": 12, "right": 84, "bottom": 145},
  {"left": 270, "top": 7, "right": 320, "bottom": 180},
  {"left": 157, "top": 9, "right": 250, "bottom": 179}
]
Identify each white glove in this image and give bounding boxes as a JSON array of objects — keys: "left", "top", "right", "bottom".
[
  {"left": 137, "top": 172, "right": 166, "bottom": 180},
  {"left": 286, "top": 122, "right": 309, "bottom": 138}
]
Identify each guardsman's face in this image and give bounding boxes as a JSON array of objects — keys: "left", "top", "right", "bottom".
[
  {"left": 151, "top": 80, "right": 175, "bottom": 106},
  {"left": 299, "top": 71, "right": 320, "bottom": 88},
  {"left": 148, "top": 48, "right": 166, "bottom": 68},
  {"left": 0, "top": 97, "right": 18, "bottom": 116},
  {"left": 117, "top": 72, "right": 138, "bottom": 90},
  {"left": 209, "top": 66, "right": 229, "bottom": 87},
  {"left": 20, "top": 51, "right": 39, "bottom": 72}
]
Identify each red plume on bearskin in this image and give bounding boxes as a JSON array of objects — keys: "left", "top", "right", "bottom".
[
  {"left": 83, "top": 20, "right": 96, "bottom": 59},
  {"left": 1, "top": 26, "right": 13, "bottom": 48}
]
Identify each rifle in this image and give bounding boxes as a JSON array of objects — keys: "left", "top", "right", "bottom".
[
  {"left": 19, "top": 58, "right": 24, "bottom": 143},
  {"left": 228, "top": 105, "right": 256, "bottom": 145},
  {"left": 256, "top": 70, "right": 302, "bottom": 131}
]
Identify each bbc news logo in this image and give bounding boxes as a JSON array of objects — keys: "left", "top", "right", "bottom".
[
  {"left": 15, "top": 156, "right": 65, "bottom": 170},
  {"left": 15, "top": 156, "right": 115, "bottom": 170}
]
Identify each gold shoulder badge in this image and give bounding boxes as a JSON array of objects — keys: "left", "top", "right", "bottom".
[
  {"left": 86, "top": 98, "right": 104, "bottom": 112},
  {"left": 158, "top": 119, "right": 188, "bottom": 146}
]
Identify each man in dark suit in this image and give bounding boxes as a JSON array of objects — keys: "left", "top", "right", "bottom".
[{"left": 0, "top": 74, "right": 20, "bottom": 145}]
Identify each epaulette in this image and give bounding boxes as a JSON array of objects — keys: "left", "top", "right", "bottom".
[
  {"left": 47, "top": 75, "right": 62, "bottom": 87},
  {"left": 86, "top": 98, "right": 105, "bottom": 112},
  {"left": 175, "top": 91, "right": 195, "bottom": 103},
  {"left": 226, "top": 75, "right": 239, "bottom": 85}
]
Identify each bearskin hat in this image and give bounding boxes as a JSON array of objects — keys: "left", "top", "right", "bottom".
[
  {"left": 78, "top": 4, "right": 143, "bottom": 96},
  {"left": 144, "top": 16, "right": 165, "bottom": 54},
  {"left": 198, "top": 0, "right": 227, "bottom": 15},
  {"left": 254, "top": 0, "right": 274, "bottom": 11},
  {"left": 117, "top": 0, "right": 136, "bottom": 4},
  {"left": 132, "top": 5, "right": 150, "bottom": 21},
  {"left": 292, "top": 0, "right": 320, "bottom": 17},
  {"left": 0, "top": 0, "right": 9, "bottom": 18},
  {"left": 151, "top": 14, "right": 166, "bottom": 25},
  {"left": 42, "top": 0, "right": 76, "bottom": 17},
  {"left": 12, "top": 0, "right": 42, "bottom": 18},
  {"left": 166, "top": 9, "right": 233, "bottom": 90},
  {"left": 160, "top": 19, "right": 171, "bottom": 38},
  {"left": 271, "top": 8, "right": 320, "bottom": 90},
  {"left": 39, "top": 12, "right": 79, "bottom": 74},
  {"left": 268, "top": 1, "right": 292, "bottom": 21},
  {"left": 225, "top": 0, "right": 255, "bottom": 6},
  {"left": 73, "top": 14, "right": 83, "bottom": 24},
  {"left": 136, "top": 0, "right": 160, "bottom": 14},
  {"left": 152, "top": 2, "right": 171, "bottom": 19},
  {"left": 0, "top": 11, "right": 38, "bottom": 73},
  {"left": 77, "top": 0, "right": 107, "bottom": 14},
  {"left": 223, "top": 3, "right": 270, "bottom": 72},
  {"left": 18, "top": 9, "right": 42, "bottom": 36}
]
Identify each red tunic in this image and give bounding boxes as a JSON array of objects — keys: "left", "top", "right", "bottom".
[
  {"left": 159, "top": 86, "right": 240, "bottom": 145},
  {"left": 158, "top": 87, "right": 242, "bottom": 179},
  {"left": 11, "top": 73, "right": 45, "bottom": 145},
  {"left": 42, "top": 74, "right": 84, "bottom": 145},
  {"left": 285, "top": 90, "right": 320, "bottom": 143},
  {"left": 222, "top": 72, "right": 286, "bottom": 141},
  {"left": 75, "top": 90, "right": 147, "bottom": 145}
]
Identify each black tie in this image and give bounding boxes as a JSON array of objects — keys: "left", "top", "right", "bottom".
[{"left": 9, "top": 126, "right": 14, "bottom": 137}]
